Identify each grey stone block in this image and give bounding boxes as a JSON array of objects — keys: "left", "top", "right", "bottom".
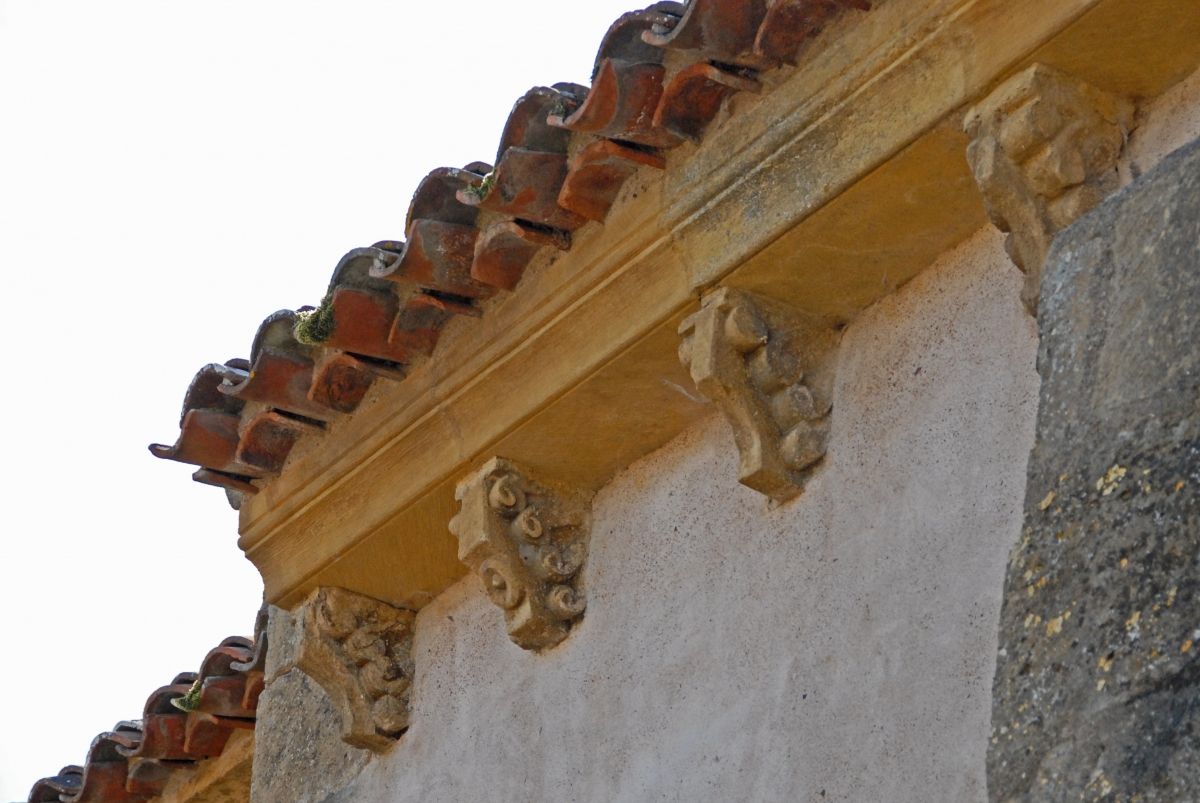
[
  {"left": 250, "top": 606, "right": 374, "bottom": 803},
  {"left": 989, "top": 136, "right": 1200, "bottom": 801}
]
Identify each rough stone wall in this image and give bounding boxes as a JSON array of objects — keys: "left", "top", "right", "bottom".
[
  {"left": 988, "top": 137, "right": 1200, "bottom": 801},
  {"left": 250, "top": 227, "right": 1040, "bottom": 802},
  {"left": 251, "top": 606, "right": 374, "bottom": 801}
]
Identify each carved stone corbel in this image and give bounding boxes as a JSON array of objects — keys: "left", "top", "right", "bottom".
[
  {"left": 290, "top": 587, "right": 415, "bottom": 751},
  {"left": 449, "top": 458, "right": 590, "bottom": 651},
  {"left": 964, "top": 63, "right": 1133, "bottom": 314},
  {"left": 678, "top": 287, "right": 838, "bottom": 503}
]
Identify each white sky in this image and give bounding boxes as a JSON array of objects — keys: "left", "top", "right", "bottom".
[{"left": 0, "top": 1, "right": 639, "bottom": 797}]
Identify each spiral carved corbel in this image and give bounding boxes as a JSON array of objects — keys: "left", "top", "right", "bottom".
[
  {"left": 678, "top": 287, "right": 839, "bottom": 502},
  {"left": 450, "top": 458, "right": 591, "bottom": 651},
  {"left": 287, "top": 587, "right": 415, "bottom": 752}
]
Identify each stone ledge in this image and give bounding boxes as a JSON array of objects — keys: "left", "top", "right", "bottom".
[{"left": 237, "top": 0, "right": 1200, "bottom": 611}]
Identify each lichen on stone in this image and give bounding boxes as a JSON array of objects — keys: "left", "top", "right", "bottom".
[
  {"left": 461, "top": 171, "right": 496, "bottom": 203},
  {"left": 295, "top": 292, "right": 336, "bottom": 345},
  {"left": 1095, "top": 464, "right": 1127, "bottom": 496},
  {"left": 170, "top": 678, "right": 203, "bottom": 713}
]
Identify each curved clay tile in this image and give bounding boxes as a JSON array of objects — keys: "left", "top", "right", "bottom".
[
  {"left": 148, "top": 407, "right": 245, "bottom": 472},
  {"left": 149, "top": 362, "right": 267, "bottom": 482},
  {"left": 153, "top": 0, "right": 877, "bottom": 499},
  {"left": 315, "top": 247, "right": 415, "bottom": 364},
  {"left": 27, "top": 629, "right": 265, "bottom": 803},
  {"left": 307, "top": 351, "right": 383, "bottom": 415},
  {"left": 652, "top": 62, "right": 761, "bottom": 143},
  {"left": 459, "top": 86, "right": 592, "bottom": 293},
  {"left": 755, "top": 0, "right": 871, "bottom": 66},
  {"left": 460, "top": 85, "right": 589, "bottom": 231},
  {"left": 119, "top": 681, "right": 197, "bottom": 762},
  {"left": 192, "top": 468, "right": 260, "bottom": 497},
  {"left": 403, "top": 164, "right": 491, "bottom": 231},
  {"left": 553, "top": 58, "right": 676, "bottom": 149},
  {"left": 320, "top": 285, "right": 407, "bottom": 363},
  {"left": 559, "top": 139, "right": 666, "bottom": 223},
  {"left": 174, "top": 360, "right": 248, "bottom": 428},
  {"left": 235, "top": 409, "right": 322, "bottom": 477},
  {"left": 296, "top": 244, "right": 466, "bottom": 420},
  {"left": 463, "top": 147, "right": 590, "bottom": 230},
  {"left": 199, "top": 636, "right": 255, "bottom": 674},
  {"left": 549, "top": 4, "right": 684, "bottom": 149},
  {"left": 382, "top": 220, "right": 491, "bottom": 300},
  {"left": 28, "top": 766, "right": 83, "bottom": 802},
  {"left": 124, "top": 759, "right": 175, "bottom": 798},
  {"left": 645, "top": 0, "right": 872, "bottom": 69},
  {"left": 233, "top": 605, "right": 269, "bottom": 673},
  {"left": 373, "top": 165, "right": 493, "bottom": 300},
  {"left": 368, "top": 165, "right": 497, "bottom": 364},
  {"left": 495, "top": 83, "right": 586, "bottom": 158},
  {"left": 188, "top": 634, "right": 262, "bottom": 719},
  {"left": 328, "top": 244, "right": 399, "bottom": 290},
  {"left": 470, "top": 221, "right": 571, "bottom": 292},
  {"left": 462, "top": 147, "right": 588, "bottom": 231},
  {"left": 642, "top": 0, "right": 770, "bottom": 67},
  {"left": 594, "top": 2, "right": 685, "bottom": 70},
  {"left": 227, "top": 604, "right": 269, "bottom": 713},
  {"left": 219, "top": 310, "right": 334, "bottom": 422},
  {"left": 68, "top": 727, "right": 145, "bottom": 803}
]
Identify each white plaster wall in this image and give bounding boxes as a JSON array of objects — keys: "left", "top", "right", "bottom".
[
  {"left": 251, "top": 66, "right": 1200, "bottom": 803},
  {"left": 331, "top": 227, "right": 1041, "bottom": 803},
  {"left": 1126, "top": 64, "right": 1200, "bottom": 181}
]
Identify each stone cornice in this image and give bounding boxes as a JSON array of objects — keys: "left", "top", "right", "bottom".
[{"left": 237, "top": 0, "right": 1200, "bottom": 611}]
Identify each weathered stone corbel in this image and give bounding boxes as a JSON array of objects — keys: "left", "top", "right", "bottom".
[
  {"left": 964, "top": 63, "right": 1133, "bottom": 314},
  {"left": 449, "top": 458, "right": 590, "bottom": 651},
  {"left": 678, "top": 287, "right": 838, "bottom": 503},
  {"left": 286, "top": 587, "right": 415, "bottom": 752}
]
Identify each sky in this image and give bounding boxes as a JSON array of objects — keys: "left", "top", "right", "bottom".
[{"left": 0, "top": 1, "right": 641, "bottom": 797}]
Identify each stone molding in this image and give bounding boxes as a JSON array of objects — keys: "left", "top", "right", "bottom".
[
  {"left": 283, "top": 587, "right": 415, "bottom": 752},
  {"left": 678, "top": 288, "right": 838, "bottom": 503},
  {"left": 964, "top": 63, "right": 1133, "bottom": 314},
  {"left": 233, "top": 1, "right": 1200, "bottom": 612},
  {"left": 450, "top": 458, "right": 590, "bottom": 651}
]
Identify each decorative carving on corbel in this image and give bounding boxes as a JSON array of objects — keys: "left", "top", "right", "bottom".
[
  {"left": 964, "top": 63, "right": 1133, "bottom": 314},
  {"left": 449, "top": 458, "right": 590, "bottom": 651},
  {"left": 678, "top": 287, "right": 838, "bottom": 503},
  {"left": 291, "top": 587, "right": 415, "bottom": 752}
]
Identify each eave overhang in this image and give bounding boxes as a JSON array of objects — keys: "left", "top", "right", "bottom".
[{"left": 233, "top": 0, "right": 1200, "bottom": 610}]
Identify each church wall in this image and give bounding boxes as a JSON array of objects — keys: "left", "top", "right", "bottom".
[
  {"left": 249, "top": 63, "right": 1200, "bottom": 803},
  {"left": 256, "top": 226, "right": 1038, "bottom": 803}
]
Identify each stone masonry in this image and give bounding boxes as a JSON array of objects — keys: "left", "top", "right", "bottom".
[{"left": 988, "top": 137, "right": 1200, "bottom": 801}]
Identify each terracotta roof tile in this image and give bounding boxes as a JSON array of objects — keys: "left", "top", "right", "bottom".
[
  {"left": 27, "top": 767, "right": 84, "bottom": 802},
  {"left": 756, "top": 0, "right": 872, "bottom": 66},
  {"left": 26, "top": 608, "right": 267, "bottom": 802},
  {"left": 550, "top": 5, "right": 682, "bottom": 148},
  {"left": 220, "top": 311, "right": 333, "bottom": 422},
  {"left": 148, "top": 0, "right": 874, "bottom": 504}
]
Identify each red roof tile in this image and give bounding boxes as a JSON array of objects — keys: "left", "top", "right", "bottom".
[
  {"left": 26, "top": 609, "right": 267, "bottom": 803},
  {"left": 148, "top": 0, "right": 873, "bottom": 505}
]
